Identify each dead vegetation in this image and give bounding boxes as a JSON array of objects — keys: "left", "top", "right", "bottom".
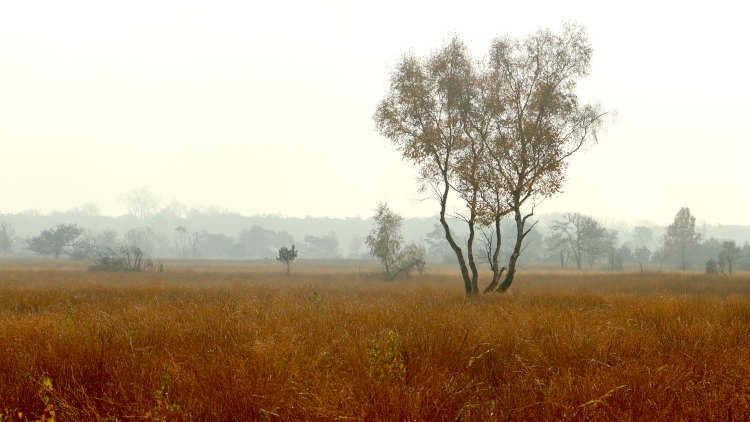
[{"left": 1, "top": 266, "right": 750, "bottom": 420}]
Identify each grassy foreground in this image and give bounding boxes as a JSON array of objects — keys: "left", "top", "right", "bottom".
[{"left": 2, "top": 266, "right": 750, "bottom": 421}]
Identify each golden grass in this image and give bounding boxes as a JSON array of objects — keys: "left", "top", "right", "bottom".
[{"left": 2, "top": 265, "right": 750, "bottom": 421}]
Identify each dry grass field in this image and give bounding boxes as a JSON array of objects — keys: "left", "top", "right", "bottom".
[{"left": 2, "top": 261, "right": 750, "bottom": 421}]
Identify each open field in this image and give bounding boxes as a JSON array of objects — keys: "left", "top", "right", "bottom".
[{"left": 2, "top": 262, "right": 750, "bottom": 421}]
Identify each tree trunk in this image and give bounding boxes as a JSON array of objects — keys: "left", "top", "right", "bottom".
[
  {"left": 680, "top": 247, "right": 687, "bottom": 271},
  {"left": 438, "top": 173, "right": 473, "bottom": 297},
  {"left": 497, "top": 204, "right": 530, "bottom": 293},
  {"left": 483, "top": 215, "right": 504, "bottom": 294},
  {"left": 466, "top": 207, "right": 479, "bottom": 295}
]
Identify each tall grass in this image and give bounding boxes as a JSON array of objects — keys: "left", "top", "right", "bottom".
[{"left": 2, "top": 267, "right": 750, "bottom": 420}]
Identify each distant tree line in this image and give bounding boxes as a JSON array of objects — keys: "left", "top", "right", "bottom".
[
  {"left": 2, "top": 202, "right": 748, "bottom": 273},
  {"left": 0, "top": 223, "right": 342, "bottom": 261},
  {"left": 0, "top": 186, "right": 436, "bottom": 259},
  {"left": 541, "top": 207, "right": 750, "bottom": 273}
]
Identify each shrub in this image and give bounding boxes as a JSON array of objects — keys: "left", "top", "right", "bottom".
[
  {"left": 705, "top": 258, "right": 719, "bottom": 274},
  {"left": 89, "top": 247, "right": 153, "bottom": 272}
]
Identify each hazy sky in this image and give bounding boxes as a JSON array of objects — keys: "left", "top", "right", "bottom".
[{"left": 1, "top": 1, "right": 748, "bottom": 224}]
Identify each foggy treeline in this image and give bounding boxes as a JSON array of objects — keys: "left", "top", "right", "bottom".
[
  {"left": 0, "top": 204, "right": 433, "bottom": 260},
  {"left": 2, "top": 202, "right": 750, "bottom": 272}
]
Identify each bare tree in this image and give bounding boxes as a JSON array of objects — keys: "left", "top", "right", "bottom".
[
  {"left": 174, "top": 226, "right": 199, "bottom": 258},
  {"left": 375, "top": 24, "right": 604, "bottom": 296},
  {"left": 551, "top": 213, "right": 607, "bottom": 270},
  {"left": 126, "top": 227, "right": 158, "bottom": 257},
  {"left": 122, "top": 187, "right": 160, "bottom": 219},
  {"left": 545, "top": 232, "right": 570, "bottom": 269},
  {"left": 664, "top": 207, "right": 700, "bottom": 271}
]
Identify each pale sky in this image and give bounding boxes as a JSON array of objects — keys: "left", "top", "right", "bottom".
[{"left": 1, "top": 0, "right": 748, "bottom": 225}]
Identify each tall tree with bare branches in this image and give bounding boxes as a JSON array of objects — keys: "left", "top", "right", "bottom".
[
  {"left": 375, "top": 38, "right": 480, "bottom": 295},
  {"left": 482, "top": 24, "right": 605, "bottom": 291},
  {"left": 375, "top": 23, "right": 605, "bottom": 296}
]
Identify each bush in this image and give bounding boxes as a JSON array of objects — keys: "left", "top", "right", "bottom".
[
  {"left": 705, "top": 258, "right": 719, "bottom": 274},
  {"left": 89, "top": 247, "right": 153, "bottom": 272},
  {"left": 366, "top": 203, "right": 426, "bottom": 280}
]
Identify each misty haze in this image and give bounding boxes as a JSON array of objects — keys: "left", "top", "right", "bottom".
[{"left": 2, "top": 1, "right": 750, "bottom": 421}]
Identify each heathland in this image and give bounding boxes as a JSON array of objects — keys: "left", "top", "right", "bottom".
[{"left": 2, "top": 260, "right": 750, "bottom": 421}]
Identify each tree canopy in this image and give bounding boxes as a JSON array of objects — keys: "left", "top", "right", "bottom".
[
  {"left": 27, "top": 224, "right": 84, "bottom": 258},
  {"left": 276, "top": 245, "right": 298, "bottom": 276}
]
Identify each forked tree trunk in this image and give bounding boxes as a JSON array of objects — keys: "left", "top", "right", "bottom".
[
  {"left": 483, "top": 215, "right": 505, "bottom": 294},
  {"left": 497, "top": 211, "right": 524, "bottom": 292},
  {"left": 497, "top": 203, "right": 534, "bottom": 293},
  {"left": 466, "top": 205, "right": 479, "bottom": 295}
]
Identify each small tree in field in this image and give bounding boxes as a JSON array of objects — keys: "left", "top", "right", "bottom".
[
  {"left": 664, "top": 207, "right": 700, "bottom": 271},
  {"left": 718, "top": 241, "right": 742, "bottom": 274},
  {"left": 634, "top": 246, "right": 651, "bottom": 273},
  {"left": 366, "top": 203, "right": 403, "bottom": 278},
  {"left": 366, "top": 203, "right": 426, "bottom": 280},
  {"left": 276, "top": 245, "right": 298, "bottom": 276}
]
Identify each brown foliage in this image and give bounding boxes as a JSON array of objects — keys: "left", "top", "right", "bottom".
[{"left": 2, "top": 266, "right": 750, "bottom": 421}]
